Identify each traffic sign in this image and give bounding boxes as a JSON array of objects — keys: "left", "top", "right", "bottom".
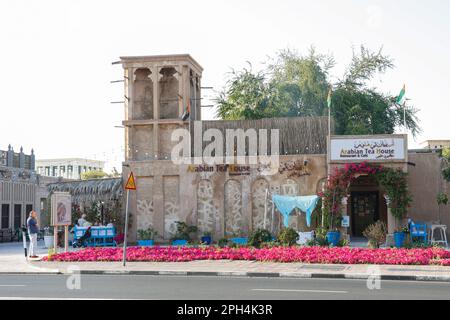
[{"left": 125, "top": 172, "right": 137, "bottom": 190}]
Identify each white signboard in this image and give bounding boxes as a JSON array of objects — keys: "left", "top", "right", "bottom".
[
  {"left": 51, "top": 192, "right": 72, "bottom": 226},
  {"left": 330, "top": 137, "right": 405, "bottom": 161},
  {"left": 341, "top": 215, "right": 350, "bottom": 228}
]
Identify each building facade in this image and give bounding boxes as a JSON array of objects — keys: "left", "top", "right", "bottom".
[
  {"left": 0, "top": 146, "right": 58, "bottom": 231},
  {"left": 420, "top": 140, "right": 450, "bottom": 150},
  {"left": 118, "top": 54, "right": 450, "bottom": 242},
  {"left": 36, "top": 158, "right": 105, "bottom": 180}
]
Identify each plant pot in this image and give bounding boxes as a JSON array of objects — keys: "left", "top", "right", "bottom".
[
  {"left": 326, "top": 231, "right": 341, "bottom": 247},
  {"left": 201, "top": 236, "right": 212, "bottom": 245},
  {"left": 172, "top": 239, "right": 188, "bottom": 246},
  {"left": 137, "top": 240, "right": 154, "bottom": 247},
  {"left": 394, "top": 232, "right": 406, "bottom": 248},
  {"left": 230, "top": 237, "right": 248, "bottom": 245},
  {"left": 44, "top": 235, "right": 54, "bottom": 249}
]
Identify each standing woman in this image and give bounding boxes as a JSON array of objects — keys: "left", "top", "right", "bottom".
[{"left": 26, "top": 211, "right": 39, "bottom": 259}]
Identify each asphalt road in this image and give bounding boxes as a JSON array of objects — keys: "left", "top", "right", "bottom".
[{"left": 0, "top": 275, "right": 449, "bottom": 300}]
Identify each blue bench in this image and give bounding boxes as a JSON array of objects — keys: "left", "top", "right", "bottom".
[{"left": 74, "top": 226, "right": 117, "bottom": 247}]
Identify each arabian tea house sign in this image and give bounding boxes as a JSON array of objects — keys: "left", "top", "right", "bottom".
[{"left": 330, "top": 136, "right": 406, "bottom": 162}]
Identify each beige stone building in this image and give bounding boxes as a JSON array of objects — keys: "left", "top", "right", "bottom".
[
  {"left": 0, "top": 146, "right": 59, "bottom": 235},
  {"left": 420, "top": 140, "right": 450, "bottom": 150},
  {"left": 118, "top": 54, "right": 450, "bottom": 242}
]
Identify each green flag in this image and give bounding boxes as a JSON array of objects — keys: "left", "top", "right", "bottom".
[
  {"left": 396, "top": 85, "right": 406, "bottom": 105},
  {"left": 327, "top": 89, "right": 332, "bottom": 108}
]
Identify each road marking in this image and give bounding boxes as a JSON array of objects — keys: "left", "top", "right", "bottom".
[
  {"left": 252, "top": 289, "right": 348, "bottom": 294},
  {"left": 0, "top": 297, "right": 152, "bottom": 300},
  {"left": 0, "top": 285, "right": 27, "bottom": 287}
]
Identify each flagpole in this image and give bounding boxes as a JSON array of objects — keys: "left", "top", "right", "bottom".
[
  {"left": 403, "top": 101, "right": 407, "bottom": 134},
  {"left": 189, "top": 100, "right": 192, "bottom": 158},
  {"left": 326, "top": 88, "right": 332, "bottom": 229}
]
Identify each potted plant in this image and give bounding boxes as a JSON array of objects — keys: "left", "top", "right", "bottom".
[
  {"left": 437, "top": 192, "right": 449, "bottom": 224},
  {"left": 363, "top": 221, "right": 387, "bottom": 249},
  {"left": 172, "top": 221, "right": 198, "bottom": 246},
  {"left": 326, "top": 211, "right": 342, "bottom": 247},
  {"left": 394, "top": 225, "right": 408, "bottom": 248},
  {"left": 43, "top": 227, "right": 54, "bottom": 249},
  {"left": 137, "top": 228, "right": 157, "bottom": 247},
  {"left": 229, "top": 231, "right": 249, "bottom": 246},
  {"left": 326, "top": 229, "right": 341, "bottom": 247},
  {"left": 201, "top": 231, "right": 212, "bottom": 245}
]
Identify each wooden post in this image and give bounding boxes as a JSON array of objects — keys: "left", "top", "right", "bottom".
[
  {"left": 53, "top": 226, "right": 58, "bottom": 254},
  {"left": 64, "top": 225, "right": 69, "bottom": 252}
]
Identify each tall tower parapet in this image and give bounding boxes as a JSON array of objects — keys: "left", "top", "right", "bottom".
[{"left": 119, "top": 55, "right": 203, "bottom": 161}]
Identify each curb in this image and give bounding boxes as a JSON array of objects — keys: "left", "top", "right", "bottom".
[
  {"left": 67, "top": 270, "right": 450, "bottom": 282},
  {"left": 2, "top": 269, "right": 450, "bottom": 282}
]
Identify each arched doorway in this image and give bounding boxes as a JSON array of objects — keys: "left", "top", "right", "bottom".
[{"left": 348, "top": 175, "right": 387, "bottom": 237}]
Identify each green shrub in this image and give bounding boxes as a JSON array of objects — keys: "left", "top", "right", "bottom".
[
  {"left": 137, "top": 228, "right": 157, "bottom": 240},
  {"left": 276, "top": 228, "right": 299, "bottom": 246},
  {"left": 337, "top": 238, "right": 350, "bottom": 247},
  {"left": 443, "top": 167, "right": 450, "bottom": 182},
  {"left": 217, "top": 238, "right": 229, "bottom": 248},
  {"left": 248, "top": 229, "right": 273, "bottom": 248},
  {"left": 307, "top": 235, "right": 329, "bottom": 247},
  {"left": 172, "top": 221, "right": 198, "bottom": 241}
]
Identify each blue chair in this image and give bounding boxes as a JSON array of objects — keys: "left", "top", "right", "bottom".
[{"left": 409, "top": 221, "right": 427, "bottom": 244}]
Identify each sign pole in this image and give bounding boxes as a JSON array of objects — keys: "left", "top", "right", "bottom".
[
  {"left": 122, "top": 189, "right": 130, "bottom": 267},
  {"left": 123, "top": 171, "right": 136, "bottom": 267},
  {"left": 21, "top": 226, "right": 27, "bottom": 258}
]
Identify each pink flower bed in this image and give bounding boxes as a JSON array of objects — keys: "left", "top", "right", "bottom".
[{"left": 43, "top": 246, "right": 450, "bottom": 266}]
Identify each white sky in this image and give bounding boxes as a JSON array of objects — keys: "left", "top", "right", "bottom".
[{"left": 1, "top": 0, "right": 449, "bottom": 172}]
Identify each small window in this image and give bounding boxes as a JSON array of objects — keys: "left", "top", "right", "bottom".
[{"left": 1, "top": 204, "right": 9, "bottom": 229}]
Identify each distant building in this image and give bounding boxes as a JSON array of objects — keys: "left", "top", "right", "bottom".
[
  {"left": 420, "top": 140, "right": 450, "bottom": 150},
  {"left": 36, "top": 158, "right": 105, "bottom": 180},
  {"left": 0, "top": 145, "right": 57, "bottom": 233}
]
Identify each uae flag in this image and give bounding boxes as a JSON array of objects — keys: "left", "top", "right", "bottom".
[
  {"left": 181, "top": 101, "right": 191, "bottom": 121},
  {"left": 396, "top": 85, "right": 406, "bottom": 105}
]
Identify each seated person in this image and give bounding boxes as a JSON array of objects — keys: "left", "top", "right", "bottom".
[{"left": 77, "top": 214, "right": 91, "bottom": 227}]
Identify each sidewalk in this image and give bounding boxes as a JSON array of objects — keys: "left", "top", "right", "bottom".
[{"left": 2, "top": 242, "right": 450, "bottom": 282}]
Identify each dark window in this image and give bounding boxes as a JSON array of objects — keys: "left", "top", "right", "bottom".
[
  {"left": 1, "top": 204, "right": 9, "bottom": 229},
  {"left": 14, "top": 204, "right": 22, "bottom": 229},
  {"left": 26, "top": 204, "right": 33, "bottom": 217}
]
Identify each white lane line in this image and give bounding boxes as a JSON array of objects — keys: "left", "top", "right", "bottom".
[
  {"left": 0, "top": 285, "right": 27, "bottom": 287},
  {"left": 252, "top": 289, "right": 348, "bottom": 294},
  {"left": 0, "top": 297, "right": 152, "bottom": 300}
]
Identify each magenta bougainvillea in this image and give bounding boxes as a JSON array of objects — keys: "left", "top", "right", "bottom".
[
  {"left": 43, "top": 246, "right": 450, "bottom": 266},
  {"left": 319, "top": 162, "right": 411, "bottom": 228}
]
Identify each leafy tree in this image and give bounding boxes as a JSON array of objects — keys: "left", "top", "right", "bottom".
[
  {"left": 216, "top": 46, "right": 421, "bottom": 137},
  {"left": 80, "top": 168, "right": 121, "bottom": 180},
  {"left": 442, "top": 147, "right": 450, "bottom": 182},
  {"left": 81, "top": 170, "right": 108, "bottom": 180},
  {"left": 216, "top": 67, "right": 271, "bottom": 120},
  {"left": 442, "top": 147, "right": 450, "bottom": 162},
  {"left": 268, "top": 47, "right": 333, "bottom": 117}
]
